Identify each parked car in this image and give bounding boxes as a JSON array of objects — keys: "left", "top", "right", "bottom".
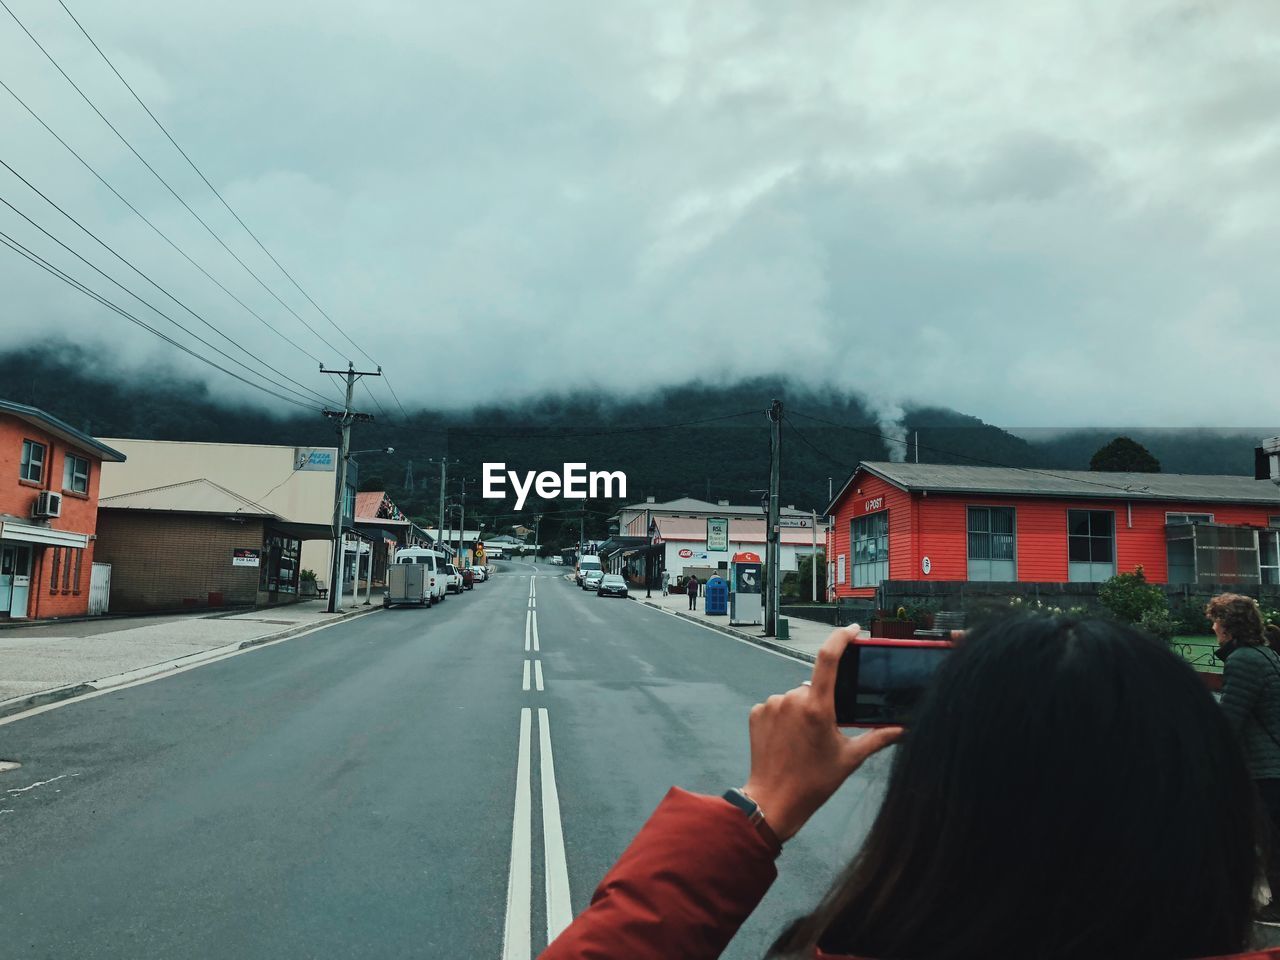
[
  {"left": 462, "top": 568, "right": 474, "bottom": 590},
  {"left": 597, "top": 574, "right": 628, "bottom": 598},
  {"left": 582, "top": 570, "right": 604, "bottom": 591},
  {"left": 443, "top": 563, "right": 464, "bottom": 594},
  {"left": 474, "top": 565, "right": 489, "bottom": 581}
]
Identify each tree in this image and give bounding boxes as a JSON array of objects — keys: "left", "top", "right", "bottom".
[
  {"left": 1090, "top": 436, "right": 1160, "bottom": 473},
  {"left": 358, "top": 475, "right": 387, "bottom": 492}
]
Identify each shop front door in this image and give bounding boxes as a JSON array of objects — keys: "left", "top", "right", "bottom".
[{"left": 1, "top": 543, "right": 32, "bottom": 618}]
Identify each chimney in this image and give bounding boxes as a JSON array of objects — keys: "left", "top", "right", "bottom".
[
  {"left": 645, "top": 496, "right": 655, "bottom": 503},
  {"left": 717, "top": 499, "right": 729, "bottom": 506},
  {"left": 786, "top": 504, "right": 795, "bottom": 510}
]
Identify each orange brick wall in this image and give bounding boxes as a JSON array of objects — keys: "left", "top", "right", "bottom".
[
  {"left": 1, "top": 414, "right": 108, "bottom": 619},
  {"left": 94, "top": 512, "right": 266, "bottom": 612}
]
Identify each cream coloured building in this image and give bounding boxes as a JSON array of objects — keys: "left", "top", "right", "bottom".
[{"left": 97, "top": 439, "right": 345, "bottom": 592}]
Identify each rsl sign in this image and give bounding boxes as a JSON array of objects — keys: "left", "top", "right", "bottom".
[{"left": 706, "top": 517, "right": 729, "bottom": 552}]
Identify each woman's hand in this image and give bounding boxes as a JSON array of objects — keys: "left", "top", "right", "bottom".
[{"left": 741, "top": 625, "right": 903, "bottom": 842}]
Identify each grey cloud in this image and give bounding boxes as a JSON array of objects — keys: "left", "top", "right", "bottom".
[{"left": 0, "top": 0, "right": 1277, "bottom": 426}]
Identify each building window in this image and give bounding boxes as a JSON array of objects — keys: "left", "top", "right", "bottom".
[
  {"left": 1166, "top": 512, "right": 1214, "bottom": 525},
  {"left": 851, "top": 511, "right": 889, "bottom": 588},
  {"left": 72, "top": 549, "right": 83, "bottom": 594},
  {"left": 63, "top": 454, "right": 90, "bottom": 494},
  {"left": 1068, "top": 510, "right": 1116, "bottom": 582},
  {"left": 968, "top": 507, "right": 1016, "bottom": 581},
  {"left": 50, "top": 547, "right": 62, "bottom": 591},
  {"left": 1262, "top": 530, "right": 1280, "bottom": 586},
  {"left": 20, "top": 439, "right": 45, "bottom": 483},
  {"left": 342, "top": 484, "right": 356, "bottom": 523},
  {"left": 62, "top": 548, "right": 74, "bottom": 592}
]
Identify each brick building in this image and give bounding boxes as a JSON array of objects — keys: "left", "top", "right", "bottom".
[
  {"left": 825, "top": 462, "right": 1280, "bottom": 601},
  {"left": 0, "top": 399, "right": 126, "bottom": 620},
  {"left": 95, "top": 479, "right": 329, "bottom": 612}
]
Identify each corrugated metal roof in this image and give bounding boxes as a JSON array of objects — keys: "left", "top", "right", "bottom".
[
  {"left": 621, "top": 496, "right": 812, "bottom": 516},
  {"left": 840, "top": 461, "right": 1280, "bottom": 506},
  {"left": 99, "top": 478, "right": 276, "bottom": 515},
  {"left": 0, "top": 398, "right": 126, "bottom": 462},
  {"left": 654, "top": 516, "right": 822, "bottom": 545}
]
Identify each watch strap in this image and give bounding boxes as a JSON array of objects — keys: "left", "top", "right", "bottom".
[{"left": 722, "top": 788, "right": 782, "bottom": 850}]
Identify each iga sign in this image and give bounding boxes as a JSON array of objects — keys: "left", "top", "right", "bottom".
[
  {"left": 706, "top": 517, "right": 729, "bottom": 551},
  {"left": 678, "top": 548, "right": 694, "bottom": 558}
]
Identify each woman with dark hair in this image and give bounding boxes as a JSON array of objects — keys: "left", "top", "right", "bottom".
[
  {"left": 1211, "top": 593, "right": 1280, "bottom": 924},
  {"left": 542, "top": 617, "right": 1276, "bottom": 960}
]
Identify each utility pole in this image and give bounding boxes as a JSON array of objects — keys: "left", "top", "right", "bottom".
[
  {"left": 579, "top": 510, "right": 585, "bottom": 557},
  {"left": 321, "top": 362, "right": 380, "bottom": 614},
  {"left": 765, "top": 399, "right": 782, "bottom": 637},
  {"left": 424, "top": 458, "right": 458, "bottom": 553},
  {"left": 811, "top": 508, "right": 818, "bottom": 602}
]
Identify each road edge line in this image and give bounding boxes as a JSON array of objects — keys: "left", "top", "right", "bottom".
[
  {"left": 0, "top": 607, "right": 383, "bottom": 725},
  {"left": 632, "top": 600, "right": 816, "bottom": 664}
]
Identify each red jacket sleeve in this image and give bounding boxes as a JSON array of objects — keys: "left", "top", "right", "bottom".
[{"left": 539, "top": 787, "right": 782, "bottom": 960}]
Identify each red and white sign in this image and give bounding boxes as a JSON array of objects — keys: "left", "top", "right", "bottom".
[{"left": 678, "top": 548, "right": 693, "bottom": 558}]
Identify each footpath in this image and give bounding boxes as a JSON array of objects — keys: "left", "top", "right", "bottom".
[
  {"left": 0, "top": 601, "right": 379, "bottom": 719},
  {"left": 636, "top": 591, "right": 835, "bottom": 661}
]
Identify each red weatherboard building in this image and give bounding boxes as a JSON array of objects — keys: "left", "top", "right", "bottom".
[
  {"left": 0, "top": 399, "right": 126, "bottom": 620},
  {"left": 825, "top": 462, "right": 1280, "bottom": 600}
]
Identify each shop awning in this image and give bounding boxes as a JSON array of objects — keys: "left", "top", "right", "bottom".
[
  {"left": 0, "top": 519, "right": 90, "bottom": 548},
  {"left": 271, "top": 520, "right": 334, "bottom": 541}
]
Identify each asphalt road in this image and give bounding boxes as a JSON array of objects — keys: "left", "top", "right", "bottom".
[{"left": 0, "top": 561, "right": 895, "bottom": 960}]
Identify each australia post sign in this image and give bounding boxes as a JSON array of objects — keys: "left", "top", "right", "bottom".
[{"left": 294, "top": 448, "right": 336, "bottom": 472}]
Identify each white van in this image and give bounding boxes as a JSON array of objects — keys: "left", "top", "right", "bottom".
[
  {"left": 576, "top": 555, "right": 602, "bottom": 587},
  {"left": 391, "top": 547, "right": 448, "bottom": 603}
]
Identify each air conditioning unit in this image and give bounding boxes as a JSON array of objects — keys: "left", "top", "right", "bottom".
[{"left": 32, "top": 490, "right": 62, "bottom": 519}]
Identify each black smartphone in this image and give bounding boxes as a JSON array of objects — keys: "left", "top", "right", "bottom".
[{"left": 834, "top": 639, "right": 953, "bottom": 727}]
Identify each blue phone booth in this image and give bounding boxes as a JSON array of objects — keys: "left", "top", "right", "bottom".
[
  {"left": 704, "top": 576, "right": 728, "bottom": 616},
  {"left": 729, "top": 551, "right": 763, "bottom": 625}
]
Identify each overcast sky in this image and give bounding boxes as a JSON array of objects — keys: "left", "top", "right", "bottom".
[{"left": 0, "top": 0, "right": 1277, "bottom": 427}]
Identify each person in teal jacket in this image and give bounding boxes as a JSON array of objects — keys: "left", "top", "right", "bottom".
[{"left": 1214, "top": 593, "right": 1280, "bottom": 923}]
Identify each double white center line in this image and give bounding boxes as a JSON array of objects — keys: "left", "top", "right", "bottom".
[{"left": 504, "top": 577, "right": 571, "bottom": 959}]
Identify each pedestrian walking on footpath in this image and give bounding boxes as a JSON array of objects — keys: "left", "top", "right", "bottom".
[
  {"left": 661, "top": 569, "right": 670, "bottom": 596},
  {"left": 685, "top": 574, "right": 699, "bottom": 611},
  {"left": 1212, "top": 593, "right": 1280, "bottom": 923}
]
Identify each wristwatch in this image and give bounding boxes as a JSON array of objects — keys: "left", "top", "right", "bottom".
[{"left": 722, "top": 788, "right": 782, "bottom": 848}]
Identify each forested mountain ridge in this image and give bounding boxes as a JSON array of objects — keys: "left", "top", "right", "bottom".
[{"left": 2, "top": 345, "right": 1271, "bottom": 546}]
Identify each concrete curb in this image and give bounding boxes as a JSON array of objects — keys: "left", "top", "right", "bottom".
[
  {"left": 0, "top": 606, "right": 382, "bottom": 720},
  {"left": 636, "top": 599, "right": 817, "bottom": 663}
]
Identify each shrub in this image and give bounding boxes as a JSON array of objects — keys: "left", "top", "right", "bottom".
[
  {"left": 1098, "top": 566, "right": 1167, "bottom": 624},
  {"left": 1170, "top": 599, "right": 1212, "bottom": 636},
  {"left": 1138, "top": 608, "right": 1176, "bottom": 642},
  {"left": 300, "top": 569, "right": 317, "bottom": 583}
]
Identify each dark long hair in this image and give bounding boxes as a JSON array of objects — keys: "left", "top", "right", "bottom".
[{"left": 770, "top": 616, "right": 1260, "bottom": 960}]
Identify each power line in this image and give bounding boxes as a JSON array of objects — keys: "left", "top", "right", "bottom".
[
  {"left": 0, "top": 75, "right": 342, "bottom": 403},
  {"left": 786, "top": 410, "right": 1167, "bottom": 498},
  {"left": 54, "top": 0, "right": 403, "bottom": 411},
  {"left": 0, "top": 194, "right": 327, "bottom": 410},
  {"left": 0, "top": 0, "right": 350, "bottom": 360},
  {"left": 360, "top": 377, "right": 393, "bottom": 424},
  {"left": 0, "top": 158, "right": 334, "bottom": 407},
  {"left": 0, "top": 228, "right": 323, "bottom": 412}
]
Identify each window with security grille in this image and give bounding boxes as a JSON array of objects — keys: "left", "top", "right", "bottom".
[
  {"left": 1068, "top": 510, "right": 1116, "bottom": 582},
  {"left": 1166, "top": 512, "right": 1213, "bottom": 526},
  {"left": 968, "top": 507, "right": 1016, "bottom": 581},
  {"left": 851, "top": 511, "right": 888, "bottom": 588}
]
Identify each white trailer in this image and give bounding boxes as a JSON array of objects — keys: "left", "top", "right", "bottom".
[{"left": 385, "top": 561, "right": 431, "bottom": 608}]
